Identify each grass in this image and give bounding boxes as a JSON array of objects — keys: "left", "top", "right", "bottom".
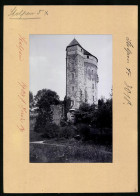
[
  {"left": 30, "top": 138, "right": 112, "bottom": 163},
  {"left": 30, "top": 117, "right": 112, "bottom": 163}
]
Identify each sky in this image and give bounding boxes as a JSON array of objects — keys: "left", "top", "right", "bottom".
[{"left": 30, "top": 35, "right": 112, "bottom": 100}]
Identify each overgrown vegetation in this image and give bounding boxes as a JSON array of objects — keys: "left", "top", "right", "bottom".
[
  {"left": 34, "top": 89, "right": 60, "bottom": 133},
  {"left": 75, "top": 98, "right": 112, "bottom": 129},
  {"left": 30, "top": 140, "right": 112, "bottom": 163},
  {"left": 30, "top": 89, "right": 112, "bottom": 141},
  {"left": 30, "top": 89, "right": 112, "bottom": 162}
]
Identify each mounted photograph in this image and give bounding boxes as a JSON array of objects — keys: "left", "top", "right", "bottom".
[{"left": 29, "top": 35, "right": 112, "bottom": 163}]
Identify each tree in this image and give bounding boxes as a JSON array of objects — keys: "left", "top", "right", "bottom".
[
  {"left": 34, "top": 89, "right": 60, "bottom": 132},
  {"left": 29, "top": 91, "right": 34, "bottom": 109},
  {"left": 34, "top": 89, "right": 51, "bottom": 104},
  {"left": 36, "top": 89, "right": 60, "bottom": 108},
  {"left": 75, "top": 98, "right": 112, "bottom": 129},
  {"left": 97, "top": 97, "right": 112, "bottom": 128},
  {"left": 63, "top": 96, "right": 71, "bottom": 120},
  {"left": 110, "top": 88, "right": 113, "bottom": 99},
  {"left": 75, "top": 103, "right": 96, "bottom": 125}
]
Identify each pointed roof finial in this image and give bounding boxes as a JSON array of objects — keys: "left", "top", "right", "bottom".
[{"left": 67, "top": 38, "right": 81, "bottom": 48}]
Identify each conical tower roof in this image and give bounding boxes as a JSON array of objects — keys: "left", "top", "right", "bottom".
[
  {"left": 67, "top": 38, "right": 82, "bottom": 48},
  {"left": 66, "top": 38, "right": 98, "bottom": 62}
]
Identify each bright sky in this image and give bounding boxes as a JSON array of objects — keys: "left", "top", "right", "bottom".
[{"left": 30, "top": 35, "right": 112, "bottom": 100}]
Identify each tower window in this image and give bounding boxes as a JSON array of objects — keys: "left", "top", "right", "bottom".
[
  {"left": 72, "top": 86, "right": 74, "bottom": 91},
  {"left": 92, "top": 70, "right": 93, "bottom": 80},
  {"left": 88, "top": 69, "right": 91, "bottom": 80},
  {"left": 72, "top": 73, "right": 74, "bottom": 80},
  {"left": 93, "top": 96, "right": 94, "bottom": 102},
  {"left": 92, "top": 84, "right": 94, "bottom": 89},
  {"left": 87, "top": 55, "right": 89, "bottom": 59}
]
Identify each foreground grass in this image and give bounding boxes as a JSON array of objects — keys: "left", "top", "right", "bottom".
[{"left": 30, "top": 139, "right": 112, "bottom": 163}]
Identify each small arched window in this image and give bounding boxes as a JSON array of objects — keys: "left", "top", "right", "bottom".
[
  {"left": 72, "top": 73, "right": 74, "bottom": 80},
  {"left": 88, "top": 69, "right": 91, "bottom": 80},
  {"left": 72, "top": 86, "right": 74, "bottom": 91}
]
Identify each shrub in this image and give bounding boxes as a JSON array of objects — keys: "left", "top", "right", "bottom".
[
  {"left": 34, "top": 89, "right": 60, "bottom": 133},
  {"left": 76, "top": 123, "right": 90, "bottom": 140},
  {"left": 96, "top": 98, "right": 112, "bottom": 128},
  {"left": 59, "top": 125, "right": 78, "bottom": 139},
  {"left": 40, "top": 122, "right": 78, "bottom": 140},
  {"left": 75, "top": 99, "right": 112, "bottom": 129},
  {"left": 75, "top": 103, "right": 92, "bottom": 124},
  {"left": 41, "top": 123, "right": 60, "bottom": 139},
  {"left": 60, "top": 119, "right": 68, "bottom": 127}
]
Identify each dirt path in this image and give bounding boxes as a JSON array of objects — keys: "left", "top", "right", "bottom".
[
  {"left": 30, "top": 141, "right": 112, "bottom": 154},
  {"left": 30, "top": 141, "right": 66, "bottom": 147}
]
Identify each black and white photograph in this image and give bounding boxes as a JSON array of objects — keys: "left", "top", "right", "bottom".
[{"left": 30, "top": 35, "right": 112, "bottom": 163}]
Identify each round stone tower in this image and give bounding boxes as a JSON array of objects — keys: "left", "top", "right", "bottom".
[{"left": 66, "top": 38, "right": 99, "bottom": 109}]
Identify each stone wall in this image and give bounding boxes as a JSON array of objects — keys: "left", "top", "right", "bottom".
[
  {"left": 51, "top": 104, "right": 64, "bottom": 125},
  {"left": 77, "top": 54, "right": 85, "bottom": 107},
  {"left": 66, "top": 41, "right": 99, "bottom": 108},
  {"left": 84, "top": 62, "right": 98, "bottom": 105},
  {"left": 66, "top": 47, "right": 79, "bottom": 108}
]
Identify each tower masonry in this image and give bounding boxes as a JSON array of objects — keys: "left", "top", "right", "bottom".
[{"left": 66, "top": 38, "right": 99, "bottom": 109}]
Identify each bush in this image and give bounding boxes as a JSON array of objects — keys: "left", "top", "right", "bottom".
[
  {"left": 96, "top": 99, "right": 112, "bottom": 128},
  {"left": 34, "top": 89, "right": 60, "bottom": 133},
  {"left": 60, "top": 119, "right": 68, "bottom": 127},
  {"left": 75, "top": 99, "right": 112, "bottom": 129},
  {"left": 76, "top": 123, "right": 90, "bottom": 140},
  {"left": 41, "top": 123, "right": 91, "bottom": 141},
  {"left": 59, "top": 125, "right": 78, "bottom": 139},
  {"left": 75, "top": 103, "right": 92, "bottom": 124},
  {"left": 40, "top": 122, "right": 78, "bottom": 140},
  {"left": 41, "top": 123, "right": 60, "bottom": 139}
]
